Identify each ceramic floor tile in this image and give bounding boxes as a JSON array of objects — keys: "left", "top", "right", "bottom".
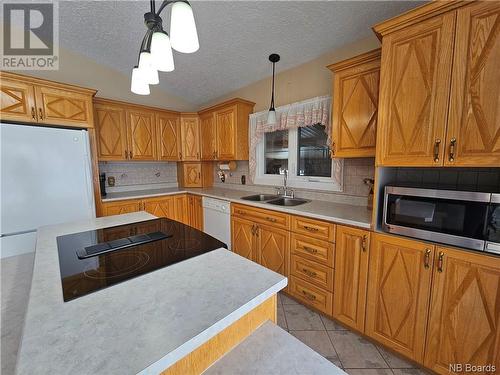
[
  {"left": 290, "top": 330, "right": 338, "bottom": 358},
  {"left": 283, "top": 304, "right": 324, "bottom": 330},
  {"left": 376, "top": 346, "right": 416, "bottom": 369},
  {"left": 320, "top": 314, "right": 347, "bottom": 331},
  {"left": 280, "top": 292, "right": 299, "bottom": 305},
  {"left": 328, "top": 330, "right": 389, "bottom": 369},
  {"left": 344, "top": 369, "right": 394, "bottom": 375},
  {"left": 326, "top": 356, "right": 344, "bottom": 369},
  {"left": 392, "top": 369, "right": 430, "bottom": 375},
  {"left": 277, "top": 305, "right": 288, "bottom": 331}
]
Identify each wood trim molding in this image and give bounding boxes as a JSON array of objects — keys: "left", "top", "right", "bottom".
[
  {"left": 372, "top": 1, "right": 468, "bottom": 39},
  {"left": 93, "top": 97, "right": 180, "bottom": 115},
  {"left": 0, "top": 71, "right": 97, "bottom": 96},
  {"left": 327, "top": 48, "right": 381, "bottom": 72},
  {"left": 160, "top": 295, "right": 276, "bottom": 375},
  {"left": 198, "top": 97, "right": 256, "bottom": 115}
]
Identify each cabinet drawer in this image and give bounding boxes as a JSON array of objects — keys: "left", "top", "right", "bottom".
[
  {"left": 291, "top": 234, "right": 334, "bottom": 267},
  {"left": 291, "top": 255, "right": 333, "bottom": 292},
  {"left": 292, "top": 215, "right": 335, "bottom": 242},
  {"left": 232, "top": 204, "right": 290, "bottom": 230},
  {"left": 289, "top": 276, "right": 333, "bottom": 315}
]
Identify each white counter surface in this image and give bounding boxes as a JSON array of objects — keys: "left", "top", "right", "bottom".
[
  {"left": 16, "top": 212, "right": 287, "bottom": 375},
  {"left": 102, "top": 187, "right": 372, "bottom": 229}
]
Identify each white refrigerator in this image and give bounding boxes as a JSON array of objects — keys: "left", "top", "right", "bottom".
[{"left": 1, "top": 123, "right": 95, "bottom": 258}]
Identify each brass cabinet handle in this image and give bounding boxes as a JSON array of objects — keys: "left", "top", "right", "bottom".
[
  {"left": 130, "top": 150, "right": 133, "bottom": 158},
  {"left": 31, "top": 107, "right": 36, "bottom": 120},
  {"left": 125, "top": 150, "right": 128, "bottom": 159},
  {"left": 237, "top": 210, "right": 246, "bottom": 215},
  {"left": 330, "top": 143, "right": 335, "bottom": 157},
  {"left": 302, "top": 246, "right": 318, "bottom": 254},
  {"left": 302, "top": 268, "right": 317, "bottom": 278},
  {"left": 179, "top": 152, "right": 182, "bottom": 160},
  {"left": 302, "top": 290, "right": 316, "bottom": 301},
  {"left": 303, "top": 226, "right": 319, "bottom": 232},
  {"left": 424, "top": 248, "right": 431, "bottom": 269},
  {"left": 437, "top": 251, "right": 444, "bottom": 272},
  {"left": 448, "top": 138, "right": 456, "bottom": 162},
  {"left": 251, "top": 224, "right": 256, "bottom": 236},
  {"left": 433, "top": 139, "right": 441, "bottom": 162},
  {"left": 266, "top": 216, "right": 277, "bottom": 223},
  {"left": 38, "top": 108, "right": 43, "bottom": 120},
  {"left": 361, "top": 235, "right": 368, "bottom": 252},
  {"left": 198, "top": 172, "right": 201, "bottom": 180},
  {"left": 255, "top": 225, "right": 259, "bottom": 237},
  {"left": 196, "top": 152, "right": 200, "bottom": 159},
  {"left": 213, "top": 150, "right": 216, "bottom": 159}
]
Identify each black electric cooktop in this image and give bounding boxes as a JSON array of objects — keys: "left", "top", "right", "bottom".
[{"left": 56, "top": 218, "right": 226, "bottom": 302}]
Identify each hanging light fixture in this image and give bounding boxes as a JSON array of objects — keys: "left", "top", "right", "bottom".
[
  {"left": 267, "top": 54, "right": 280, "bottom": 124},
  {"left": 131, "top": 0, "right": 199, "bottom": 95}
]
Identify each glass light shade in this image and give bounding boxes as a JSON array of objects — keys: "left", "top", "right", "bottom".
[
  {"left": 138, "top": 51, "right": 159, "bottom": 85},
  {"left": 267, "top": 109, "right": 277, "bottom": 125},
  {"left": 131, "top": 67, "right": 150, "bottom": 95},
  {"left": 170, "top": 2, "right": 199, "bottom": 53},
  {"left": 151, "top": 31, "right": 175, "bottom": 72}
]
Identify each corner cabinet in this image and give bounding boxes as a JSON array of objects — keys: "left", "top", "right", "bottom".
[
  {"left": 1, "top": 72, "right": 95, "bottom": 127},
  {"left": 374, "top": 1, "right": 500, "bottom": 167},
  {"left": 424, "top": 246, "right": 500, "bottom": 374},
  {"left": 328, "top": 49, "right": 380, "bottom": 158},
  {"left": 198, "top": 99, "right": 255, "bottom": 161},
  {"left": 366, "top": 233, "right": 434, "bottom": 363},
  {"left": 333, "top": 225, "right": 370, "bottom": 332}
]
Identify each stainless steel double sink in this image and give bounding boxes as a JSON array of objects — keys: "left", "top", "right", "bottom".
[{"left": 240, "top": 194, "right": 310, "bottom": 207}]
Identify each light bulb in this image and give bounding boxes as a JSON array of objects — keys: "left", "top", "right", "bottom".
[
  {"left": 267, "top": 109, "right": 277, "bottom": 125},
  {"left": 138, "top": 51, "right": 159, "bottom": 85},
  {"left": 131, "top": 67, "right": 150, "bottom": 95},
  {"left": 170, "top": 2, "right": 199, "bottom": 53},
  {"left": 151, "top": 31, "right": 175, "bottom": 72}
]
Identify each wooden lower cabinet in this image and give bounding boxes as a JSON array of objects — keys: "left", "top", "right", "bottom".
[
  {"left": 231, "top": 216, "right": 256, "bottom": 261},
  {"left": 257, "top": 226, "right": 289, "bottom": 277},
  {"left": 424, "top": 246, "right": 500, "bottom": 374},
  {"left": 289, "top": 276, "right": 333, "bottom": 315},
  {"left": 143, "top": 196, "right": 176, "bottom": 219},
  {"left": 173, "top": 194, "right": 188, "bottom": 224},
  {"left": 187, "top": 195, "right": 203, "bottom": 231},
  {"left": 366, "top": 233, "right": 434, "bottom": 362},
  {"left": 101, "top": 200, "right": 141, "bottom": 216},
  {"left": 333, "top": 226, "right": 370, "bottom": 332}
]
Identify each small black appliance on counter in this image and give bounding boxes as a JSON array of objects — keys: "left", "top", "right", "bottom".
[{"left": 99, "top": 173, "right": 106, "bottom": 197}]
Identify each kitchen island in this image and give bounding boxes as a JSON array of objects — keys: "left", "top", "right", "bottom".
[{"left": 16, "top": 212, "right": 289, "bottom": 374}]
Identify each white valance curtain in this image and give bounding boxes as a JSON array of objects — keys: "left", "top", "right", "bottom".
[{"left": 249, "top": 95, "right": 337, "bottom": 182}]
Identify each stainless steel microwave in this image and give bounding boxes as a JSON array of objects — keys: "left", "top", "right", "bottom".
[{"left": 383, "top": 186, "right": 500, "bottom": 254}]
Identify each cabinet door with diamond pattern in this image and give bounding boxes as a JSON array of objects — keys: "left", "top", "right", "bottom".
[
  {"left": 446, "top": 2, "right": 500, "bottom": 167},
  {"left": 157, "top": 112, "right": 181, "bottom": 161},
  {"left": 425, "top": 246, "right": 500, "bottom": 375},
  {"left": 376, "top": 12, "right": 455, "bottom": 166},
  {"left": 366, "top": 233, "right": 434, "bottom": 363},
  {"left": 34, "top": 85, "right": 93, "bottom": 127},
  {"left": 256, "top": 225, "right": 289, "bottom": 277},
  {"left": 0, "top": 76, "right": 37, "bottom": 123},
  {"left": 94, "top": 102, "right": 128, "bottom": 160},
  {"left": 126, "top": 108, "right": 157, "bottom": 160}
]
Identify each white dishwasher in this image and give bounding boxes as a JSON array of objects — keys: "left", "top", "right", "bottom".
[{"left": 202, "top": 197, "right": 231, "bottom": 250}]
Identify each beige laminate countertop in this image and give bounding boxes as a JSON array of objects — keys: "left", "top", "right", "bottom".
[{"left": 102, "top": 187, "right": 372, "bottom": 229}]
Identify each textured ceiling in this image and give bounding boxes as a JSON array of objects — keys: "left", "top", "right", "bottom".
[{"left": 59, "top": 0, "right": 423, "bottom": 107}]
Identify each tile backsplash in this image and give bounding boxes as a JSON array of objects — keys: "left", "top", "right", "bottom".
[
  {"left": 213, "top": 158, "right": 375, "bottom": 206},
  {"left": 99, "top": 162, "right": 178, "bottom": 192}
]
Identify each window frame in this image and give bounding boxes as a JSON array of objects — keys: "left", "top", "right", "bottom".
[{"left": 253, "top": 126, "right": 343, "bottom": 192}]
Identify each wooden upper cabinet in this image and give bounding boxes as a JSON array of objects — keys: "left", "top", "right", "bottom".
[
  {"left": 126, "top": 108, "right": 157, "bottom": 160},
  {"left": 366, "top": 233, "right": 434, "bottom": 363},
  {"left": 328, "top": 49, "right": 380, "bottom": 158},
  {"left": 94, "top": 101, "right": 128, "bottom": 161},
  {"left": 0, "top": 72, "right": 95, "bottom": 127},
  {"left": 333, "top": 225, "right": 370, "bottom": 332},
  {"left": 198, "top": 99, "right": 255, "bottom": 161},
  {"left": 157, "top": 112, "right": 181, "bottom": 161},
  {"left": 446, "top": 2, "right": 500, "bottom": 167},
  {"left": 375, "top": 11, "right": 455, "bottom": 166},
  {"left": 424, "top": 246, "right": 500, "bottom": 374},
  {"left": 180, "top": 114, "right": 200, "bottom": 161},
  {"left": 215, "top": 106, "right": 237, "bottom": 160},
  {"left": 181, "top": 162, "right": 202, "bottom": 187},
  {"left": 200, "top": 112, "right": 217, "bottom": 160},
  {"left": 35, "top": 85, "right": 94, "bottom": 127},
  {"left": 0, "top": 75, "right": 37, "bottom": 122}
]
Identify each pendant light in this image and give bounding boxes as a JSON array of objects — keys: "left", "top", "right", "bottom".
[
  {"left": 267, "top": 54, "right": 280, "bottom": 124},
  {"left": 130, "top": 0, "right": 199, "bottom": 95}
]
